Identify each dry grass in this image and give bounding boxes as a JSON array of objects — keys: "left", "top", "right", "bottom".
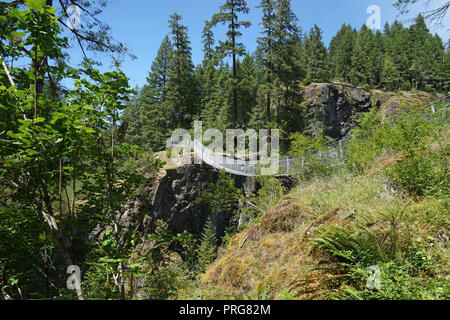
[
  {"left": 194, "top": 161, "right": 449, "bottom": 300},
  {"left": 197, "top": 172, "right": 399, "bottom": 299},
  {"left": 371, "top": 89, "right": 441, "bottom": 116}
]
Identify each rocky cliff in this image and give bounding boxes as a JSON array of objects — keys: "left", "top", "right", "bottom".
[
  {"left": 303, "top": 83, "right": 372, "bottom": 139},
  {"left": 303, "top": 82, "right": 441, "bottom": 139}
]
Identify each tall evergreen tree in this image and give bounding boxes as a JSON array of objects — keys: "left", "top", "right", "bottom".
[
  {"left": 124, "top": 35, "right": 173, "bottom": 152},
  {"left": 329, "top": 24, "right": 357, "bottom": 82},
  {"left": 350, "top": 24, "right": 378, "bottom": 86},
  {"left": 382, "top": 55, "right": 398, "bottom": 90},
  {"left": 148, "top": 35, "right": 172, "bottom": 103},
  {"left": 195, "top": 217, "right": 217, "bottom": 272},
  {"left": 256, "top": 0, "right": 303, "bottom": 127},
  {"left": 304, "top": 24, "right": 329, "bottom": 83},
  {"left": 257, "top": 0, "right": 277, "bottom": 124},
  {"left": 384, "top": 20, "right": 412, "bottom": 89},
  {"left": 202, "top": 20, "right": 217, "bottom": 66},
  {"left": 201, "top": 62, "right": 232, "bottom": 131},
  {"left": 237, "top": 53, "right": 258, "bottom": 127},
  {"left": 166, "top": 13, "right": 197, "bottom": 128},
  {"left": 374, "top": 30, "right": 385, "bottom": 86},
  {"left": 212, "top": 0, "right": 251, "bottom": 128},
  {"left": 409, "top": 15, "right": 432, "bottom": 90}
]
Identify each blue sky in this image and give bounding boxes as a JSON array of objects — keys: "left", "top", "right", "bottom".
[{"left": 64, "top": 0, "right": 450, "bottom": 88}]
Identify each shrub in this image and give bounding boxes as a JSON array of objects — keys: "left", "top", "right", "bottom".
[
  {"left": 196, "top": 170, "right": 244, "bottom": 216},
  {"left": 310, "top": 202, "right": 416, "bottom": 266},
  {"left": 239, "top": 176, "right": 287, "bottom": 228},
  {"left": 310, "top": 201, "right": 449, "bottom": 300},
  {"left": 345, "top": 101, "right": 449, "bottom": 197},
  {"left": 345, "top": 107, "right": 384, "bottom": 173},
  {"left": 384, "top": 103, "right": 449, "bottom": 197},
  {"left": 337, "top": 262, "right": 449, "bottom": 300},
  {"left": 290, "top": 133, "right": 333, "bottom": 179}
]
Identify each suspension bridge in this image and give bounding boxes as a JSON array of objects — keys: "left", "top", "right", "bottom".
[{"left": 167, "top": 97, "right": 449, "bottom": 177}]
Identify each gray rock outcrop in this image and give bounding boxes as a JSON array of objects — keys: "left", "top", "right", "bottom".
[{"left": 304, "top": 83, "right": 373, "bottom": 139}]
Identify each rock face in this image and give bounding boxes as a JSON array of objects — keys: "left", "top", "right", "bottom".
[
  {"left": 304, "top": 83, "right": 373, "bottom": 139},
  {"left": 101, "top": 163, "right": 297, "bottom": 247},
  {"left": 150, "top": 165, "right": 245, "bottom": 238}
]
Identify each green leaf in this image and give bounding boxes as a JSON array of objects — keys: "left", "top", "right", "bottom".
[
  {"left": 24, "top": 0, "right": 44, "bottom": 11},
  {"left": 25, "top": 149, "right": 39, "bottom": 155},
  {"left": 6, "top": 131, "right": 17, "bottom": 139},
  {"left": 63, "top": 166, "right": 74, "bottom": 173}
]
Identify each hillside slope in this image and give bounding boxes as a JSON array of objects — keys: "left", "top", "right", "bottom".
[
  {"left": 197, "top": 171, "right": 449, "bottom": 300},
  {"left": 185, "top": 97, "right": 450, "bottom": 300}
]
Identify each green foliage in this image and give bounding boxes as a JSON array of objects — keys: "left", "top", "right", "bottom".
[
  {"left": 346, "top": 101, "right": 449, "bottom": 197},
  {"left": 254, "top": 176, "right": 286, "bottom": 211},
  {"left": 329, "top": 24, "right": 357, "bottom": 82},
  {"left": 123, "top": 35, "right": 173, "bottom": 152},
  {"left": 290, "top": 132, "right": 332, "bottom": 179},
  {"left": 311, "top": 201, "right": 449, "bottom": 300},
  {"left": 345, "top": 107, "right": 384, "bottom": 173},
  {"left": 338, "top": 262, "right": 449, "bottom": 300},
  {"left": 311, "top": 202, "right": 414, "bottom": 265},
  {"left": 166, "top": 13, "right": 199, "bottom": 129},
  {"left": 1, "top": 0, "right": 448, "bottom": 301},
  {"left": 304, "top": 25, "right": 329, "bottom": 82},
  {"left": 138, "top": 220, "right": 189, "bottom": 300},
  {"left": 350, "top": 25, "right": 378, "bottom": 86},
  {"left": 256, "top": 0, "right": 304, "bottom": 126},
  {"left": 383, "top": 103, "right": 449, "bottom": 197},
  {"left": 197, "top": 170, "right": 244, "bottom": 216},
  {"left": 239, "top": 176, "right": 286, "bottom": 228},
  {"left": 0, "top": 1, "right": 162, "bottom": 300},
  {"left": 212, "top": 0, "right": 251, "bottom": 127},
  {"left": 195, "top": 217, "right": 217, "bottom": 272}
]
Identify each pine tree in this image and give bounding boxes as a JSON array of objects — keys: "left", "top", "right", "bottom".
[
  {"left": 273, "top": 0, "right": 304, "bottom": 121},
  {"left": 128, "top": 35, "right": 173, "bottom": 152},
  {"left": 122, "top": 87, "right": 148, "bottom": 149},
  {"left": 140, "top": 86, "right": 170, "bottom": 151},
  {"left": 256, "top": 0, "right": 303, "bottom": 127},
  {"left": 166, "top": 13, "right": 197, "bottom": 129},
  {"left": 195, "top": 217, "right": 217, "bottom": 272},
  {"left": 201, "top": 62, "right": 232, "bottom": 131},
  {"left": 147, "top": 35, "right": 172, "bottom": 103},
  {"left": 384, "top": 20, "right": 411, "bottom": 89},
  {"left": 212, "top": 0, "right": 251, "bottom": 128},
  {"left": 428, "top": 34, "right": 449, "bottom": 92},
  {"left": 329, "top": 24, "right": 357, "bottom": 82},
  {"left": 304, "top": 24, "right": 329, "bottom": 83},
  {"left": 257, "top": 0, "right": 277, "bottom": 124},
  {"left": 382, "top": 55, "right": 398, "bottom": 90},
  {"left": 237, "top": 53, "right": 258, "bottom": 127},
  {"left": 202, "top": 20, "right": 217, "bottom": 66},
  {"left": 350, "top": 24, "right": 378, "bottom": 86},
  {"left": 374, "top": 30, "right": 385, "bottom": 86}
]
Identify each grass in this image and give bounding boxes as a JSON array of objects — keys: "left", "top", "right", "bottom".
[
  {"left": 182, "top": 168, "right": 449, "bottom": 300},
  {"left": 176, "top": 98, "right": 449, "bottom": 300}
]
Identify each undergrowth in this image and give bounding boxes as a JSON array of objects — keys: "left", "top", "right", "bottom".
[{"left": 187, "top": 100, "right": 449, "bottom": 300}]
